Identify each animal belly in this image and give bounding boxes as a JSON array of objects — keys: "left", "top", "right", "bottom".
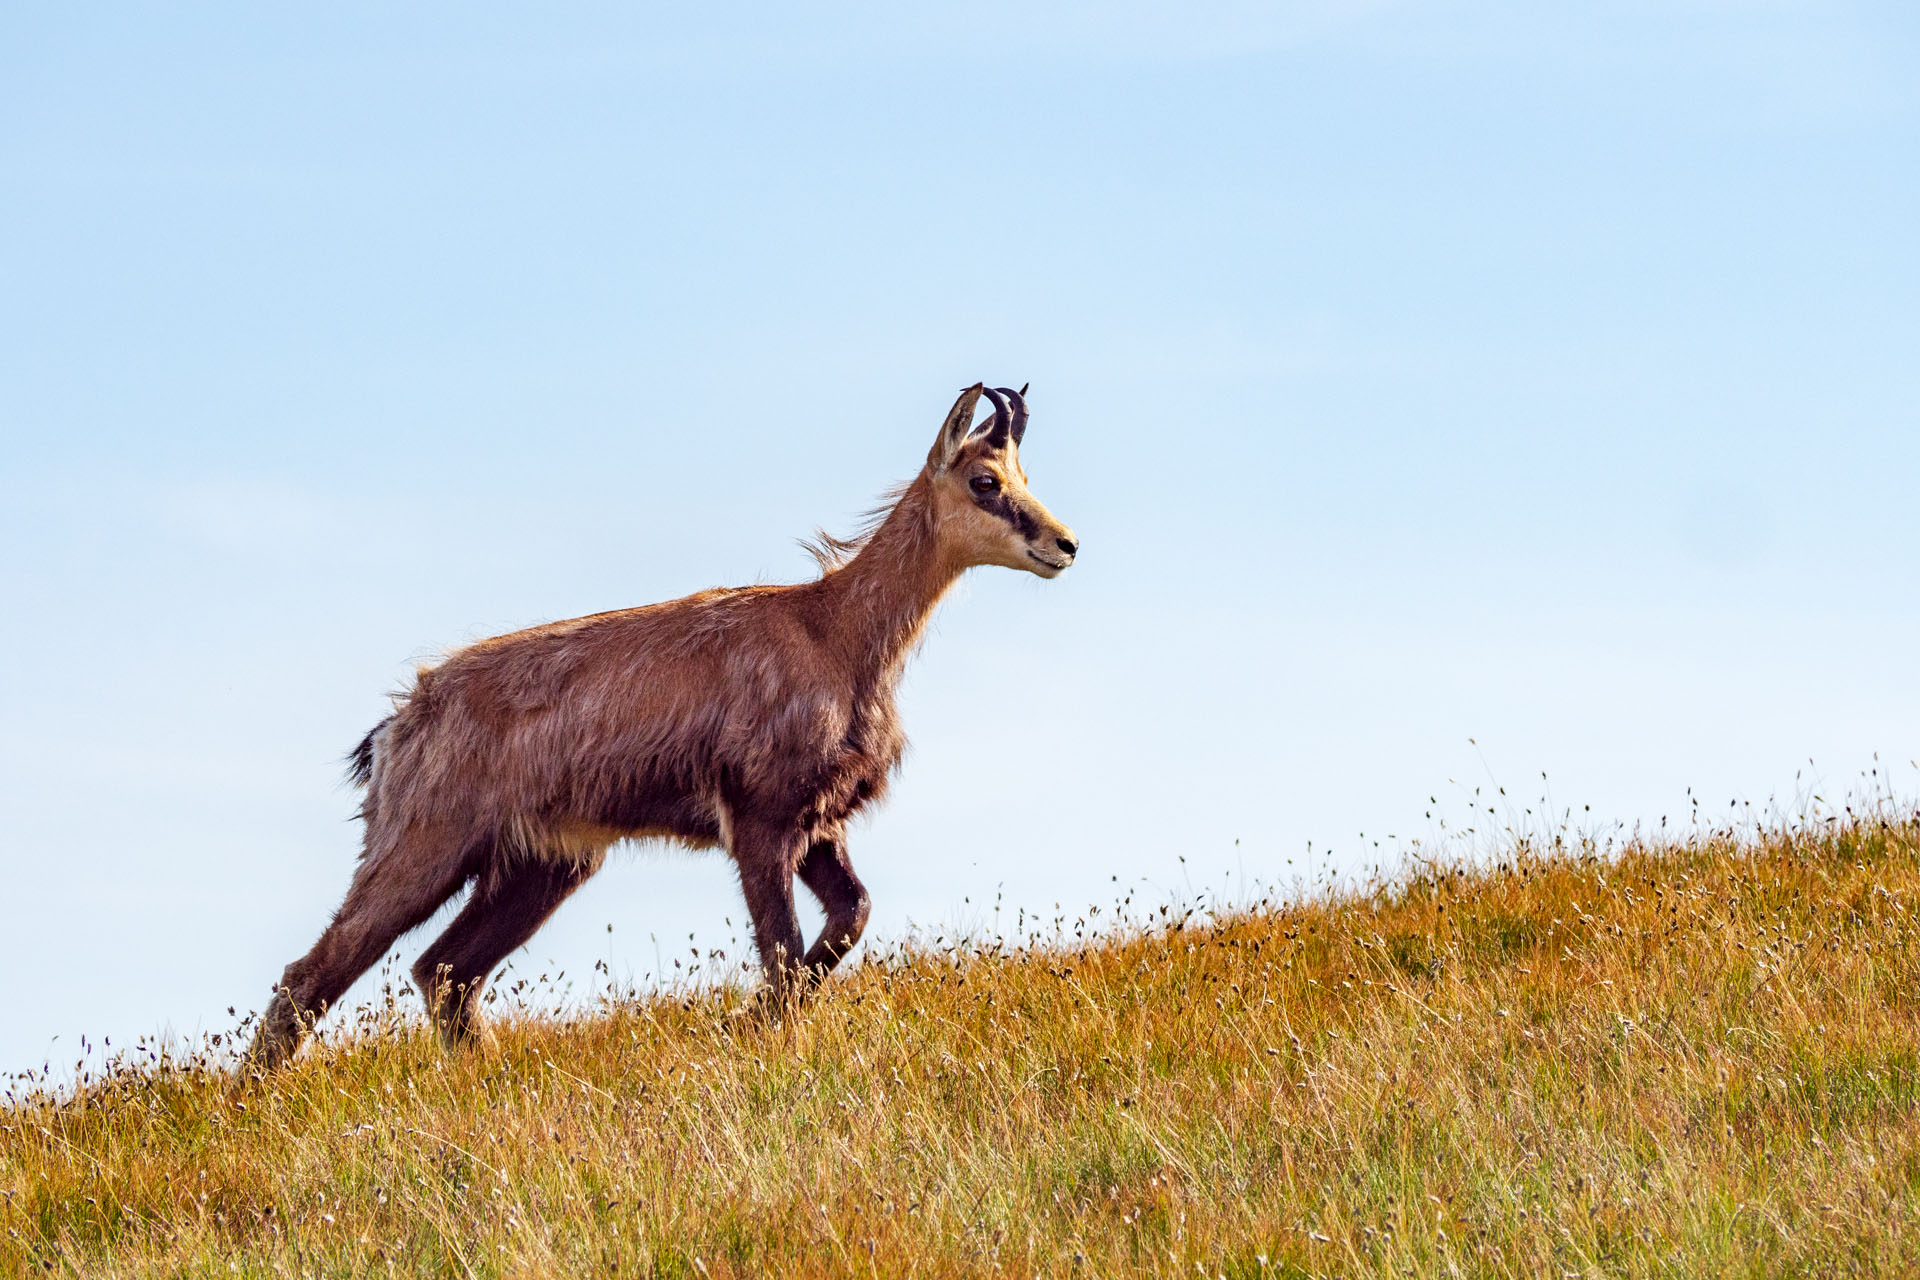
[{"left": 587, "top": 791, "right": 725, "bottom": 850}]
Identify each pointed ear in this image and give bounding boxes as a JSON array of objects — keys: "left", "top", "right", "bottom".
[{"left": 927, "top": 383, "right": 984, "bottom": 474}]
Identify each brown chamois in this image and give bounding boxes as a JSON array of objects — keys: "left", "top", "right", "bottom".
[{"left": 246, "top": 384, "right": 1078, "bottom": 1069}]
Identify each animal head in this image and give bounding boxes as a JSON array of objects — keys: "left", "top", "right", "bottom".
[{"left": 924, "top": 383, "right": 1079, "bottom": 578}]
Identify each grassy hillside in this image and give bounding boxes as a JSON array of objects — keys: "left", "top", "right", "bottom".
[{"left": 6, "top": 814, "right": 1918, "bottom": 1278}]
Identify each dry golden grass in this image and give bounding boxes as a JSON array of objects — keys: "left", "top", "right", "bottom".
[{"left": 5, "top": 812, "right": 1918, "bottom": 1278}]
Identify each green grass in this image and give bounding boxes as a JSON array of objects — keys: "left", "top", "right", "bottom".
[{"left": 4, "top": 813, "right": 1918, "bottom": 1277}]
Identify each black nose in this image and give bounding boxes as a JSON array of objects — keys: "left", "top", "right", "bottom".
[{"left": 1055, "top": 537, "right": 1078, "bottom": 557}]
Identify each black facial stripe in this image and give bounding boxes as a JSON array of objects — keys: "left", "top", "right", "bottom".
[
  {"left": 971, "top": 490, "right": 1041, "bottom": 539},
  {"left": 970, "top": 490, "right": 1012, "bottom": 522}
]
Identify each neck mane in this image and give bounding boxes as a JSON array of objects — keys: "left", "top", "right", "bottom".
[{"left": 815, "top": 475, "right": 963, "bottom": 684}]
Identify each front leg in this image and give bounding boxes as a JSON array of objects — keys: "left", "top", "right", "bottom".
[
  {"left": 729, "top": 817, "right": 809, "bottom": 1008},
  {"left": 798, "top": 837, "right": 871, "bottom": 983}
]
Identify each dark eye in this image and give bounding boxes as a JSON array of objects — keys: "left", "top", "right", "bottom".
[{"left": 969, "top": 474, "right": 1000, "bottom": 494}]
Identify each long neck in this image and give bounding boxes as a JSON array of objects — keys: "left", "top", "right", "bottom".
[{"left": 818, "top": 477, "right": 963, "bottom": 684}]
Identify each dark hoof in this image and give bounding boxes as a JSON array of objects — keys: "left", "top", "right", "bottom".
[
  {"left": 432, "top": 1015, "right": 488, "bottom": 1052},
  {"left": 241, "top": 993, "right": 305, "bottom": 1075}
]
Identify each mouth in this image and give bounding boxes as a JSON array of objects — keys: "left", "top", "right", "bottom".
[{"left": 1026, "top": 550, "right": 1071, "bottom": 573}]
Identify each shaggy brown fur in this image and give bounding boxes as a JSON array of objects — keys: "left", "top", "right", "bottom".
[{"left": 246, "top": 385, "right": 1078, "bottom": 1069}]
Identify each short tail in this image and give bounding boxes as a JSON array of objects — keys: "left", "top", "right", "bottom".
[{"left": 347, "top": 715, "right": 393, "bottom": 787}]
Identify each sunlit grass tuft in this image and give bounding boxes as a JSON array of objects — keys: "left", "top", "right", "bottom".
[{"left": 5, "top": 808, "right": 1918, "bottom": 1277}]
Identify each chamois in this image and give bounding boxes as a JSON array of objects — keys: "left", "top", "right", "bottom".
[{"left": 246, "top": 384, "right": 1078, "bottom": 1069}]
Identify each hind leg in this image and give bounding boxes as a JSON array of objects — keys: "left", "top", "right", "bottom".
[
  {"left": 246, "top": 831, "right": 472, "bottom": 1072},
  {"left": 411, "top": 855, "right": 601, "bottom": 1048}
]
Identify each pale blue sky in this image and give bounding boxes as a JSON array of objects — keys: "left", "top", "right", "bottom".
[{"left": 4, "top": 3, "right": 1917, "bottom": 1076}]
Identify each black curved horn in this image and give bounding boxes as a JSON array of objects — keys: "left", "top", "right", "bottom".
[
  {"left": 978, "top": 386, "right": 1012, "bottom": 448},
  {"left": 995, "top": 385, "right": 1029, "bottom": 446}
]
